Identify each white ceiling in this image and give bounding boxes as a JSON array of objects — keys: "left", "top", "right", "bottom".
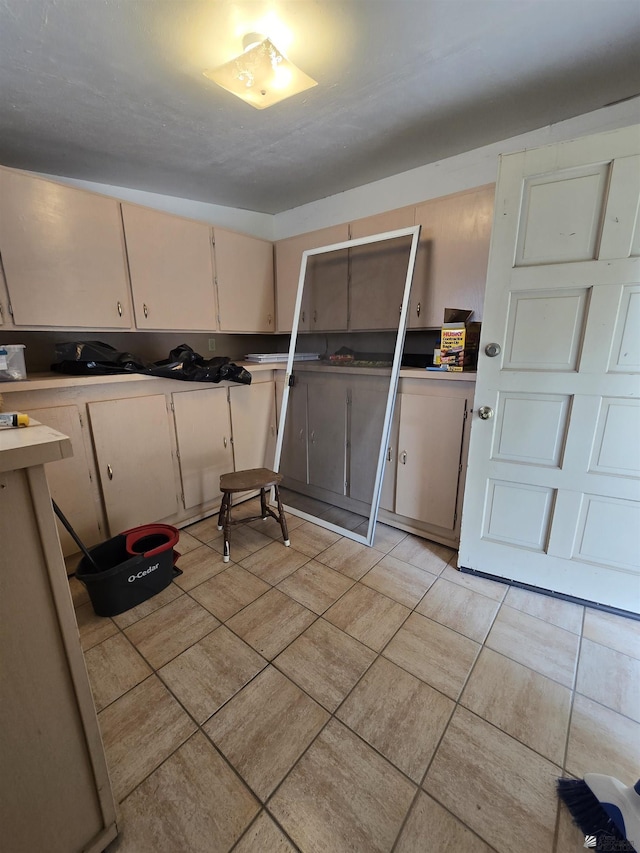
[{"left": 1, "top": 0, "right": 639, "bottom": 214}]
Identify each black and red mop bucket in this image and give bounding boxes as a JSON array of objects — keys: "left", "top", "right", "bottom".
[{"left": 53, "top": 501, "right": 183, "bottom": 617}]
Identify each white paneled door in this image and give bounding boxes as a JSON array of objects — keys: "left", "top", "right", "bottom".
[{"left": 459, "top": 125, "right": 640, "bottom": 614}]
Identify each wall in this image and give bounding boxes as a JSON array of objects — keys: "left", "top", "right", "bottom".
[{"left": 273, "top": 98, "right": 640, "bottom": 239}]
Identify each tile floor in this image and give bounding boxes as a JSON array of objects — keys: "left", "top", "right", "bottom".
[{"left": 69, "top": 501, "right": 640, "bottom": 853}]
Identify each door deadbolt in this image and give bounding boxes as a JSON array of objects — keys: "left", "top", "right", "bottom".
[
  {"left": 478, "top": 406, "right": 494, "bottom": 420},
  {"left": 485, "top": 342, "right": 501, "bottom": 358}
]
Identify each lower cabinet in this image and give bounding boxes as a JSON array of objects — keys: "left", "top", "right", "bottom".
[
  {"left": 229, "top": 382, "right": 277, "bottom": 473},
  {"left": 88, "top": 394, "right": 178, "bottom": 535},
  {"left": 379, "top": 378, "right": 474, "bottom": 547},
  {"left": 172, "top": 386, "right": 234, "bottom": 510},
  {"left": 27, "top": 404, "right": 104, "bottom": 556}
]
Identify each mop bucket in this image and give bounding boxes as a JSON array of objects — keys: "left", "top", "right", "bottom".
[{"left": 76, "top": 524, "right": 181, "bottom": 617}]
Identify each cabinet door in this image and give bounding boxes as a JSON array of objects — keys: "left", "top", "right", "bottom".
[
  {"left": 121, "top": 204, "right": 217, "bottom": 331},
  {"left": 28, "top": 405, "right": 103, "bottom": 559},
  {"left": 214, "top": 228, "right": 274, "bottom": 332},
  {"left": 379, "top": 399, "right": 400, "bottom": 513},
  {"left": 349, "top": 380, "right": 390, "bottom": 504},
  {"left": 395, "top": 393, "right": 466, "bottom": 529},
  {"left": 278, "top": 379, "right": 308, "bottom": 484},
  {"left": 88, "top": 395, "right": 177, "bottom": 534},
  {"left": 307, "top": 378, "right": 347, "bottom": 495},
  {"left": 349, "top": 208, "right": 415, "bottom": 331},
  {"left": 275, "top": 224, "right": 349, "bottom": 332},
  {"left": 412, "top": 185, "right": 494, "bottom": 328},
  {"left": 0, "top": 169, "right": 133, "bottom": 328},
  {"left": 229, "top": 382, "right": 277, "bottom": 472},
  {"left": 301, "top": 246, "right": 349, "bottom": 332},
  {"left": 172, "top": 387, "right": 233, "bottom": 510}
]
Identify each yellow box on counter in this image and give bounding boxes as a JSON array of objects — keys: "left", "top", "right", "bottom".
[{"left": 440, "top": 309, "right": 481, "bottom": 372}]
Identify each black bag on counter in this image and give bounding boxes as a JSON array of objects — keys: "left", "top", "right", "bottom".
[{"left": 51, "top": 341, "right": 252, "bottom": 385}]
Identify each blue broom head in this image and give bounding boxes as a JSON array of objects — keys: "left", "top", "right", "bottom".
[{"left": 556, "top": 778, "right": 632, "bottom": 849}]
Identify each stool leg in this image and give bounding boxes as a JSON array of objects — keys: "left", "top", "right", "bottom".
[
  {"left": 223, "top": 493, "right": 232, "bottom": 562},
  {"left": 260, "top": 487, "right": 268, "bottom": 521},
  {"left": 217, "top": 492, "right": 228, "bottom": 531},
  {"left": 274, "top": 486, "right": 290, "bottom": 547}
]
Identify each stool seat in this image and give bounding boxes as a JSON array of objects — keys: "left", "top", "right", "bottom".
[
  {"left": 217, "top": 468, "right": 289, "bottom": 562},
  {"left": 220, "top": 467, "right": 283, "bottom": 493}
]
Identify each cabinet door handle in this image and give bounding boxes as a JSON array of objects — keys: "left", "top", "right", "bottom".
[
  {"left": 310, "top": 430, "right": 316, "bottom": 444},
  {"left": 313, "top": 310, "right": 317, "bottom": 323},
  {"left": 299, "top": 428, "right": 304, "bottom": 440},
  {"left": 302, "top": 310, "right": 305, "bottom": 323},
  {"left": 143, "top": 303, "right": 149, "bottom": 319},
  {"left": 400, "top": 451, "right": 407, "bottom": 465},
  {"left": 107, "top": 464, "right": 113, "bottom": 480},
  {"left": 271, "top": 425, "right": 276, "bottom": 436},
  {"left": 267, "top": 313, "right": 272, "bottom": 326},
  {"left": 117, "top": 301, "right": 123, "bottom": 317},
  {"left": 416, "top": 302, "right": 421, "bottom": 318},
  {"left": 223, "top": 436, "right": 228, "bottom": 448},
  {"left": 399, "top": 304, "right": 402, "bottom": 317},
  {"left": 387, "top": 446, "right": 393, "bottom": 462}
]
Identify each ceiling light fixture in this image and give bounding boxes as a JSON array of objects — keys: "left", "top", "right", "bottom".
[{"left": 203, "top": 32, "right": 317, "bottom": 110}]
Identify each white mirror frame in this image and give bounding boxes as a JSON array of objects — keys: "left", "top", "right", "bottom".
[{"left": 273, "top": 225, "right": 422, "bottom": 546}]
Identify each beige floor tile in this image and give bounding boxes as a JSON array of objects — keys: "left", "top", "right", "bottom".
[
  {"left": 99, "top": 675, "right": 196, "bottom": 802},
  {"left": 173, "top": 544, "right": 228, "bottom": 591},
  {"left": 185, "top": 515, "right": 224, "bottom": 544},
  {"left": 384, "top": 612, "right": 480, "bottom": 699},
  {"left": 173, "top": 530, "right": 202, "bottom": 556},
  {"left": 486, "top": 605, "right": 579, "bottom": 687},
  {"left": 565, "top": 693, "right": 640, "bottom": 785},
  {"left": 395, "top": 791, "right": 494, "bottom": 853},
  {"left": 239, "top": 540, "right": 309, "bottom": 584},
  {"left": 84, "top": 633, "right": 152, "bottom": 712},
  {"left": 337, "top": 657, "right": 454, "bottom": 782},
  {"left": 159, "top": 625, "right": 266, "bottom": 724},
  {"left": 423, "top": 707, "right": 559, "bottom": 853},
  {"left": 582, "top": 608, "right": 640, "bottom": 659},
  {"left": 460, "top": 647, "right": 571, "bottom": 764},
  {"left": 209, "top": 525, "right": 273, "bottom": 563},
  {"left": 75, "top": 601, "right": 118, "bottom": 651},
  {"left": 248, "top": 512, "right": 305, "bottom": 542},
  {"left": 68, "top": 575, "right": 89, "bottom": 608},
  {"left": 505, "top": 585, "right": 584, "bottom": 634},
  {"left": 115, "top": 731, "right": 259, "bottom": 853},
  {"left": 356, "top": 521, "right": 408, "bottom": 554},
  {"left": 189, "top": 564, "right": 270, "bottom": 621},
  {"left": 112, "top": 581, "right": 183, "bottom": 629},
  {"left": 361, "top": 554, "right": 437, "bottom": 608},
  {"left": 204, "top": 666, "right": 328, "bottom": 801},
  {"left": 274, "top": 618, "right": 376, "bottom": 712},
  {"left": 125, "top": 595, "right": 219, "bottom": 669},
  {"left": 416, "top": 578, "right": 500, "bottom": 642},
  {"left": 276, "top": 559, "right": 354, "bottom": 614},
  {"left": 555, "top": 791, "right": 588, "bottom": 853},
  {"left": 575, "top": 638, "right": 640, "bottom": 722},
  {"left": 234, "top": 812, "right": 296, "bottom": 853},
  {"left": 389, "top": 534, "right": 454, "bottom": 574},
  {"left": 440, "top": 563, "right": 507, "bottom": 602},
  {"left": 285, "top": 520, "right": 342, "bottom": 558},
  {"left": 315, "top": 537, "right": 383, "bottom": 580},
  {"left": 319, "top": 504, "right": 366, "bottom": 531},
  {"left": 226, "top": 588, "right": 316, "bottom": 659},
  {"left": 269, "top": 719, "right": 416, "bottom": 853},
  {"left": 324, "top": 583, "right": 410, "bottom": 651}
]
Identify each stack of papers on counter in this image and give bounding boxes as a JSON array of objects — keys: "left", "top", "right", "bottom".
[{"left": 245, "top": 353, "right": 321, "bottom": 363}]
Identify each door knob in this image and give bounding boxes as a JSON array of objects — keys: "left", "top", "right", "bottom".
[
  {"left": 485, "top": 342, "right": 501, "bottom": 357},
  {"left": 478, "top": 406, "right": 494, "bottom": 420}
]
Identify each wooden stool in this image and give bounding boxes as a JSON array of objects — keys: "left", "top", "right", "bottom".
[{"left": 218, "top": 468, "right": 290, "bottom": 562}]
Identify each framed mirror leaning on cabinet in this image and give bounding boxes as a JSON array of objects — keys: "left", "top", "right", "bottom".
[{"left": 273, "top": 225, "right": 421, "bottom": 545}]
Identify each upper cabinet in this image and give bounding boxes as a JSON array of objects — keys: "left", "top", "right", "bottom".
[
  {"left": 213, "top": 228, "right": 275, "bottom": 333},
  {"left": 275, "top": 223, "right": 350, "bottom": 332},
  {"left": 349, "top": 207, "right": 415, "bottom": 331},
  {"left": 413, "top": 184, "right": 494, "bottom": 328},
  {"left": 0, "top": 168, "right": 133, "bottom": 329},
  {"left": 121, "top": 203, "right": 218, "bottom": 331}
]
